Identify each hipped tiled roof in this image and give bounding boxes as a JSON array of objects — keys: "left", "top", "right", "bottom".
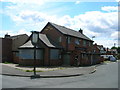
[
  {"left": 19, "top": 34, "right": 62, "bottom": 48},
  {"left": 19, "top": 40, "right": 34, "bottom": 48}
]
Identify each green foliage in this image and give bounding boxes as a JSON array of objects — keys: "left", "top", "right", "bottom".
[
  {"left": 26, "top": 70, "right": 33, "bottom": 72},
  {"left": 25, "top": 70, "right": 43, "bottom": 72},
  {"left": 111, "top": 46, "right": 120, "bottom": 54},
  {"left": 117, "top": 53, "right": 120, "bottom": 59},
  {"left": 111, "top": 46, "right": 117, "bottom": 49},
  {"left": 4, "top": 61, "right": 13, "bottom": 64},
  {"left": 117, "top": 47, "right": 120, "bottom": 53},
  {"left": 111, "top": 47, "right": 117, "bottom": 49}
]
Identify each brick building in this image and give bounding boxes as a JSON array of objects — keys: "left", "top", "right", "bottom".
[
  {"left": 19, "top": 22, "right": 101, "bottom": 66},
  {"left": 0, "top": 34, "right": 29, "bottom": 63},
  {"left": 0, "top": 37, "right": 12, "bottom": 63}
]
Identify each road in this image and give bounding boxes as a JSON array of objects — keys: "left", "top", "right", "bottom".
[{"left": 2, "top": 61, "right": 119, "bottom": 88}]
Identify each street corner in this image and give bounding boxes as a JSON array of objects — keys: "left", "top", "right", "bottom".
[{"left": 89, "top": 67, "right": 97, "bottom": 74}]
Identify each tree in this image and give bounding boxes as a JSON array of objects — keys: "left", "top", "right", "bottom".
[
  {"left": 111, "top": 46, "right": 120, "bottom": 54},
  {"left": 117, "top": 47, "right": 120, "bottom": 54},
  {"left": 111, "top": 46, "right": 118, "bottom": 49}
]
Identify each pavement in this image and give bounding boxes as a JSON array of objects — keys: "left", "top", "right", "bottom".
[{"left": 1, "top": 63, "right": 97, "bottom": 78}]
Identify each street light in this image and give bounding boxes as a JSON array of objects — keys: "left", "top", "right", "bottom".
[
  {"left": 92, "top": 36, "right": 95, "bottom": 41},
  {"left": 31, "top": 31, "right": 40, "bottom": 78}
]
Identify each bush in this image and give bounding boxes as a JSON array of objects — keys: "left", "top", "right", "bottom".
[
  {"left": 4, "top": 61, "right": 12, "bottom": 64},
  {"left": 26, "top": 70, "right": 33, "bottom": 72},
  {"left": 117, "top": 54, "right": 120, "bottom": 60}
]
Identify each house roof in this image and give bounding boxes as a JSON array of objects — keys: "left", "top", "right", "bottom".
[
  {"left": 9, "top": 34, "right": 28, "bottom": 40},
  {"left": 49, "top": 22, "right": 93, "bottom": 41},
  {"left": 39, "top": 34, "right": 61, "bottom": 48},
  {"left": 19, "top": 40, "right": 34, "bottom": 48},
  {"left": 19, "top": 33, "right": 62, "bottom": 48}
]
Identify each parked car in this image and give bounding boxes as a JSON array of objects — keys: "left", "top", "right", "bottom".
[
  {"left": 101, "top": 55, "right": 113, "bottom": 60},
  {"left": 109, "top": 56, "right": 117, "bottom": 62}
]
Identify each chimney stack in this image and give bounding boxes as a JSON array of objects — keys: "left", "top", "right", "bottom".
[
  {"left": 4, "top": 33, "right": 10, "bottom": 38},
  {"left": 79, "top": 28, "right": 83, "bottom": 34}
]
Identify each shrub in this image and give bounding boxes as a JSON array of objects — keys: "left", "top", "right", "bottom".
[{"left": 117, "top": 54, "right": 120, "bottom": 60}]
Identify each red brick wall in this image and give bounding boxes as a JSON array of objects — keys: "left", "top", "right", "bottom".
[
  {"left": 40, "top": 23, "right": 97, "bottom": 66},
  {"left": 41, "top": 23, "right": 93, "bottom": 52},
  {"left": 41, "top": 24, "right": 67, "bottom": 49}
]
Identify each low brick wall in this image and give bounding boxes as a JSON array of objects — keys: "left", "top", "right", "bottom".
[
  {"left": 13, "top": 55, "right": 19, "bottom": 64},
  {"left": 50, "top": 59, "right": 62, "bottom": 66},
  {"left": 19, "top": 59, "right": 44, "bottom": 66}
]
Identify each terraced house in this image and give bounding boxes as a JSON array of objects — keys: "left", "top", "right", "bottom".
[{"left": 19, "top": 22, "right": 101, "bottom": 66}]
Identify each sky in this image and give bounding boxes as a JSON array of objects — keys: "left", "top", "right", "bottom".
[{"left": 0, "top": 0, "right": 119, "bottom": 48}]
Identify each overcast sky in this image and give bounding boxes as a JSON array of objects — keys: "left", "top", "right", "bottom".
[{"left": 0, "top": 0, "right": 119, "bottom": 48}]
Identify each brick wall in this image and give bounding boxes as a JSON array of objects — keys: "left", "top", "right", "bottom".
[
  {"left": 19, "top": 59, "right": 44, "bottom": 66},
  {"left": 44, "top": 48, "right": 50, "bottom": 66},
  {"left": 2, "top": 38, "right": 13, "bottom": 62},
  {"left": 41, "top": 24, "right": 67, "bottom": 49},
  {"left": 50, "top": 59, "right": 62, "bottom": 66}
]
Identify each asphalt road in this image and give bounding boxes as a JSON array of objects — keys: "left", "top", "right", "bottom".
[{"left": 2, "top": 61, "right": 119, "bottom": 88}]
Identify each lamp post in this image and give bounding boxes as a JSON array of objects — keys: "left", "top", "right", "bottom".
[
  {"left": 92, "top": 36, "right": 95, "bottom": 41},
  {"left": 31, "top": 31, "right": 40, "bottom": 78}
]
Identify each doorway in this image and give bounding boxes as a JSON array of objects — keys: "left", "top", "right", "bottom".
[{"left": 63, "top": 54, "right": 70, "bottom": 65}]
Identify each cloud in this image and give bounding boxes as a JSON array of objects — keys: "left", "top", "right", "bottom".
[
  {"left": 73, "top": 11, "right": 117, "bottom": 37},
  {"left": 6, "top": 10, "right": 118, "bottom": 47},
  {"left": 1, "top": 1, "right": 118, "bottom": 48},
  {"left": 75, "top": 1, "right": 81, "bottom": 4},
  {"left": 1, "top": 0, "right": 45, "bottom": 5},
  {"left": 101, "top": 6, "right": 118, "bottom": 12},
  {"left": 0, "top": 29, "right": 30, "bottom": 37},
  {"left": 111, "top": 31, "right": 120, "bottom": 41},
  {"left": 94, "top": 38, "right": 118, "bottom": 48},
  {"left": 116, "top": 0, "right": 120, "bottom": 2}
]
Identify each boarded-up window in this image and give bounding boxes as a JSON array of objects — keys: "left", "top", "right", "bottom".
[
  {"left": 19, "top": 49, "right": 43, "bottom": 59},
  {"left": 50, "top": 49, "right": 59, "bottom": 59},
  {"left": 36, "top": 49, "right": 43, "bottom": 59}
]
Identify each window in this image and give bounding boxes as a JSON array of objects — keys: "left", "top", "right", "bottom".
[
  {"left": 83, "top": 40, "right": 86, "bottom": 46},
  {"left": 59, "top": 36, "right": 62, "bottom": 42},
  {"left": 19, "top": 49, "right": 43, "bottom": 59},
  {"left": 75, "top": 39, "right": 80, "bottom": 45},
  {"left": 50, "top": 49, "right": 59, "bottom": 59},
  {"left": 88, "top": 42, "right": 91, "bottom": 46},
  {"left": 67, "top": 36, "right": 71, "bottom": 44}
]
